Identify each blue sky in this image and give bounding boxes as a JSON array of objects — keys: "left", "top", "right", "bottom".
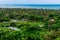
[{"left": 0, "top": 0, "right": 60, "bottom": 4}]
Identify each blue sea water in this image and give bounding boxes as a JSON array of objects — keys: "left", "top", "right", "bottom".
[{"left": 0, "top": 4, "right": 60, "bottom": 9}]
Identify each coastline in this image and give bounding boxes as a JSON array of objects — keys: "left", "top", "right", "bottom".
[
  {"left": 0, "top": 4, "right": 60, "bottom": 9},
  {"left": 0, "top": 6, "right": 60, "bottom": 10}
]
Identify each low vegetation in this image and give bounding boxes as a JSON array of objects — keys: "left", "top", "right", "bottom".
[{"left": 0, "top": 8, "right": 60, "bottom": 40}]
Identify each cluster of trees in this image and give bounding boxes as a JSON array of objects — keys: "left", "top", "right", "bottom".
[{"left": 0, "top": 8, "right": 60, "bottom": 40}]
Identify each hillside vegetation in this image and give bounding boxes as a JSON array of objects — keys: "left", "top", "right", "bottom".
[{"left": 0, "top": 8, "right": 60, "bottom": 40}]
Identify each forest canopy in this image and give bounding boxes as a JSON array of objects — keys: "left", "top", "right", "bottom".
[{"left": 0, "top": 8, "right": 60, "bottom": 40}]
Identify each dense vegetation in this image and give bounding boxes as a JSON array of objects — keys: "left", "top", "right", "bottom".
[{"left": 0, "top": 8, "right": 60, "bottom": 40}]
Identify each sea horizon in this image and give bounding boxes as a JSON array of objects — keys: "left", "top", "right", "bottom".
[{"left": 0, "top": 4, "right": 60, "bottom": 9}]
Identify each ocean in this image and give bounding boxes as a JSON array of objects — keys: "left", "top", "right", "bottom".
[{"left": 0, "top": 4, "right": 60, "bottom": 9}]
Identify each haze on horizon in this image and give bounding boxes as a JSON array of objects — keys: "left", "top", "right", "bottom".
[{"left": 0, "top": 0, "right": 60, "bottom": 4}]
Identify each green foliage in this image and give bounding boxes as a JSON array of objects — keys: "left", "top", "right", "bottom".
[{"left": 0, "top": 8, "right": 60, "bottom": 40}]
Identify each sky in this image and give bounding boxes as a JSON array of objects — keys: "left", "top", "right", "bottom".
[{"left": 0, "top": 0, "right": 60, "bottom": 4}]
